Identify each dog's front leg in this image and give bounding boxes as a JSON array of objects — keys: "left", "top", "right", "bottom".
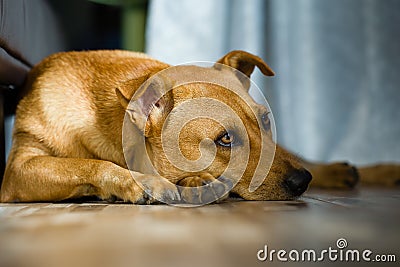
[
  {"left": 302, "top": 160, "right": 400, "bottom": 188},
  {"left": 1, "top": 156, "right": 180, "bottom": 204},
  {"left": 301, "top": 160, "right": 359, "bottom": 189},
  {"left": 357, "top": 164, "right": 400, "bottom": 186}
]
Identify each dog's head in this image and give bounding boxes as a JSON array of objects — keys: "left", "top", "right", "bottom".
[{"left": 117, "top": 51, "right": 311, "bottom": 201}]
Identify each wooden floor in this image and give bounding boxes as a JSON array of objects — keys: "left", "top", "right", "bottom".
[{"left": 0, "top": 187, "right": 399, "bottom": 267}]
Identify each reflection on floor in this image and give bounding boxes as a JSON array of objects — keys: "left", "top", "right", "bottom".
[{"left": 0, "top": 188, "right": 399, "bottom": 267}]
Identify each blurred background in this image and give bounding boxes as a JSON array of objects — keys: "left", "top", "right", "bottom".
[{"left": 1, "top": 0, "right": 399, "bottom": 167}]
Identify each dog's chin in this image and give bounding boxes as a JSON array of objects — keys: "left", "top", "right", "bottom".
[{"left": 228, "top": 190, "right": 300, "bottom": 201}]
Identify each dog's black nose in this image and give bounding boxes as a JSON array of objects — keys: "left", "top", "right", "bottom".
[{"left": 284, "top": 169, "right": 312, "bottom": 196}]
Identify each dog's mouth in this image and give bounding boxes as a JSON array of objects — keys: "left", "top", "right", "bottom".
[{"left": 228, "top": 192, "right": 244, "bottom": 200}]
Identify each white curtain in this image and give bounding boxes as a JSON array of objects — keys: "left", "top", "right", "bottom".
[{"left": 146, "top": 0, "right": 400, "bottom": 165}]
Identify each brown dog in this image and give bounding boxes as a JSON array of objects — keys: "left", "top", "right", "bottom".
[{"left": 0, "top": 50, "right": 398, "bottom": 204}]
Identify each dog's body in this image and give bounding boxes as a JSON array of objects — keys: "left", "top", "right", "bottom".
[{"left": 1, "top": 50, "right": 398, "bottom": 204}]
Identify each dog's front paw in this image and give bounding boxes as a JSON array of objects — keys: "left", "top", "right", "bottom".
[
  {"left": 309, "top": 162, "right": 359, "bottom": 189},
  {"left": 135, "top": 174, "right": 181, "bottom": 204},
  {"left": 177, "top": 173, "right": 232, "bottom": 204},
  {"left": 99, "top": 163, "right": 180, "bottom": 204}
]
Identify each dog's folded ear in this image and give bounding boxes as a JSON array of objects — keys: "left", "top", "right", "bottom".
[
  {"left": 116, "top": 74, "right": 151, "bottom": 109},
  {"left": 116, "top": 74, "right": 174, "bottom": 136},
  {"left": 216, "top": 50, "right": 275, "bottom": 77}
]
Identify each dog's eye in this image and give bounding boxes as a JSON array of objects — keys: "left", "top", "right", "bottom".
[
  {"left": 261, "top": 112, "right": 271, "bottom": 131},
  {"left": 216, "top": 132, "right": 234, "bottom": 147}
]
